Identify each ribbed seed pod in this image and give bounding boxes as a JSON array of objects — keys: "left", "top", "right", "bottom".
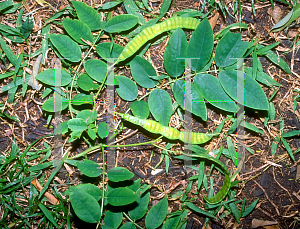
[
  {"left": 117, "top": 112, "right": 230, "bottom": 204},
  {"left": 117, "top": 113, "right": 212, "bottom": 144},
  {"left": 117, "top": 17, "right": 200, "bottom": 63},
  {"left": 179, "top": 132, "right": 213, "bottom": 145},
  {"left": 144, "top": 119, "right": 162, "bottom": 134},
  {"left": 160, "top": 126, "right": 181, "bottom": 140}
]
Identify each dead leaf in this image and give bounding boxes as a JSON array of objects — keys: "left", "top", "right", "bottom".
[
  {"left": 232, "top": 221, "right": 241, "bottom": 229},
  {"left": 28, "top": 54, "right": 42, "bottom": 91},
  {"left": 263, "top": 225, "right": 279, "bottom": 229},
  {"left": 151, "top": 168, "right": 163, "bottom": 175},
  {"left": 54, "top": 177, "right": 65, "bottom": 184},
  {"left": 101, "top": 34, "right": 110, "bottom": 39},
  {"left": 292, "top": 191, "right": 300, "bottom": 201},
  {"left": 31, "top": 177, "right": 59, "bottom": 205},
  {"left": 34, "top": 0, "right": 57, "bottom": 11},
  {"left": 296, "top": 165, "right": 300, "bottom": 180},
  {"left": 31, "top": 177, "right": 43, "bottom": 191},
  {"left": 24, "top": 67, "right": 32, "bottom": 75},
  {"left": 81, "top": 38, "right": 93, "bottom": 47},
  {"left": 151, "top": 200, "right": 159, "bottom": 206},
  {"left": 64, "top": 162, "right": 74, "bottom": 175},
  {"left": 35, "top": 0, "right": 50, "bottom": 7},
  {"left": 209, "top": 12, "right": 219, "bottom": 29},
  {"left": 267, "top": 6, "right": 283, "bottom": 24},
  {"left": 275, "top": 46, "right": 290, "bottom": 52},
  {"left": 44, "top": 192, "right": 59, "bottom": 205},
  {"left": 288, "top": 30, "right": 298, "bottom": 38},
  {"left": 252, "top": 219, "right": 278, "bottom": 228}
]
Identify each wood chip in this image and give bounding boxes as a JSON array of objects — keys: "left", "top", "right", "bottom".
[{"left": 252, "top": 219, "right": 278, "bottom": 228}]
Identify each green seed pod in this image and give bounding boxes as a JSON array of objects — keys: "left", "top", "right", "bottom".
[
  {"left": 117, "top": 17, "right": 200, "bottom": 63},
  {"left": 191, "top": 153, "right": 231, "bottom": 204},
  {"left": 117, "top": 112, "right": 230, "bottom": 204},
  {"left": 117, "top": 112, "right": 213, "bottom": 144},
  {"left": 179, "top": 132, "right": 214, "bottom": 145}
]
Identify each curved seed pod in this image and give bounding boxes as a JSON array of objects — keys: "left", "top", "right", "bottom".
[
  {"left": 143, "top": 119, "right": 163, "bottom": 135},
  {"left": 190, "top": 153, "right": 231, "bottom": 204},
  {"left": 116, "top": 17, "right": 200, "bottom": 64},
  {"left": 117, "top": 112, "right": 144, "bottom": 126},
  {"left": 117, "top": 113, "right": 230, "bottom": 204},
  {"left": 117, "top": 112, "right": 166, "bottom": 135},
  {"left": 117, "top": 112, "right": 212, "bottom": 144},
  {"left": 160, "top": 125, "right": 181, "bottom": 140}
]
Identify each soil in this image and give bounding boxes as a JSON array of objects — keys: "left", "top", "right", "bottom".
[{"left": 0, "top": 0, "right": 299, "bottom": 229}]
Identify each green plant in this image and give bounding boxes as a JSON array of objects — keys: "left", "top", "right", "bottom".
[
  {"left": 1, "top": 0, "right": 299, "bottom": 227},
  {"left": 293, "top": 88, "right": 300, "bottom": 113},
  {"left": 66, "top": 160, "right": 171, "bottom": 228},
  {"left": 0, "top": 139, "right": 69, "bottom": 228},
  {"left": 270, "top": 118, "right": 300, "bottom": 160},
  {"left": 66, "top": 156, "right": 256, "bottom": 227}
]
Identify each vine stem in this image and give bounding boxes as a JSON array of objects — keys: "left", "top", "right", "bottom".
[
  {"left": 151, "top": 142, "right": 182, "bottom": 155},
  {"left": 122, "top": 212, "right": 144, "bottom": 229},
  {"left": 68, "top": 32, "right": 102, "bottom": 118},
  {"left": 67, "top": 136, "right": 162, "bottom": 160},
  {"left": 99, "top": 146, "right": 105, "bottom": 226}
]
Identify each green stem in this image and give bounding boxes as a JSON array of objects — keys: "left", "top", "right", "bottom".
[
  {"left": 151, "top": 143, "right": 182, "bottom": 155},
  {"left": 68, "top": 136, "right": 162, "bottom": 160},
  {"left": 135, "top": 9, "right": 160, "bottom": 18},
  {"left": 99, "top": 146, "right": 105, "bottom": 220},
  {"left": 122, "top": 212, "right": 143, "bottom": 229},
  {"left": 93, "top": 71, "right": 108, "bottom": 110},
  {"left": 69, "top": 32, "right": 103, "bottom": 118}
]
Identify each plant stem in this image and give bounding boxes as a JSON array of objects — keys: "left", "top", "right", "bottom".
[
  {"left": 68, "top": 136, "right": 163, "bottom": 159},
  {"left": 99, "top": 146, "right": 105, "bottom": 221},
  {"left": 122, "top": 212, "right": 143, "bottom": 229},
  {"left": 69, "top": 32, "right": 103, "bottom": 118}
]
